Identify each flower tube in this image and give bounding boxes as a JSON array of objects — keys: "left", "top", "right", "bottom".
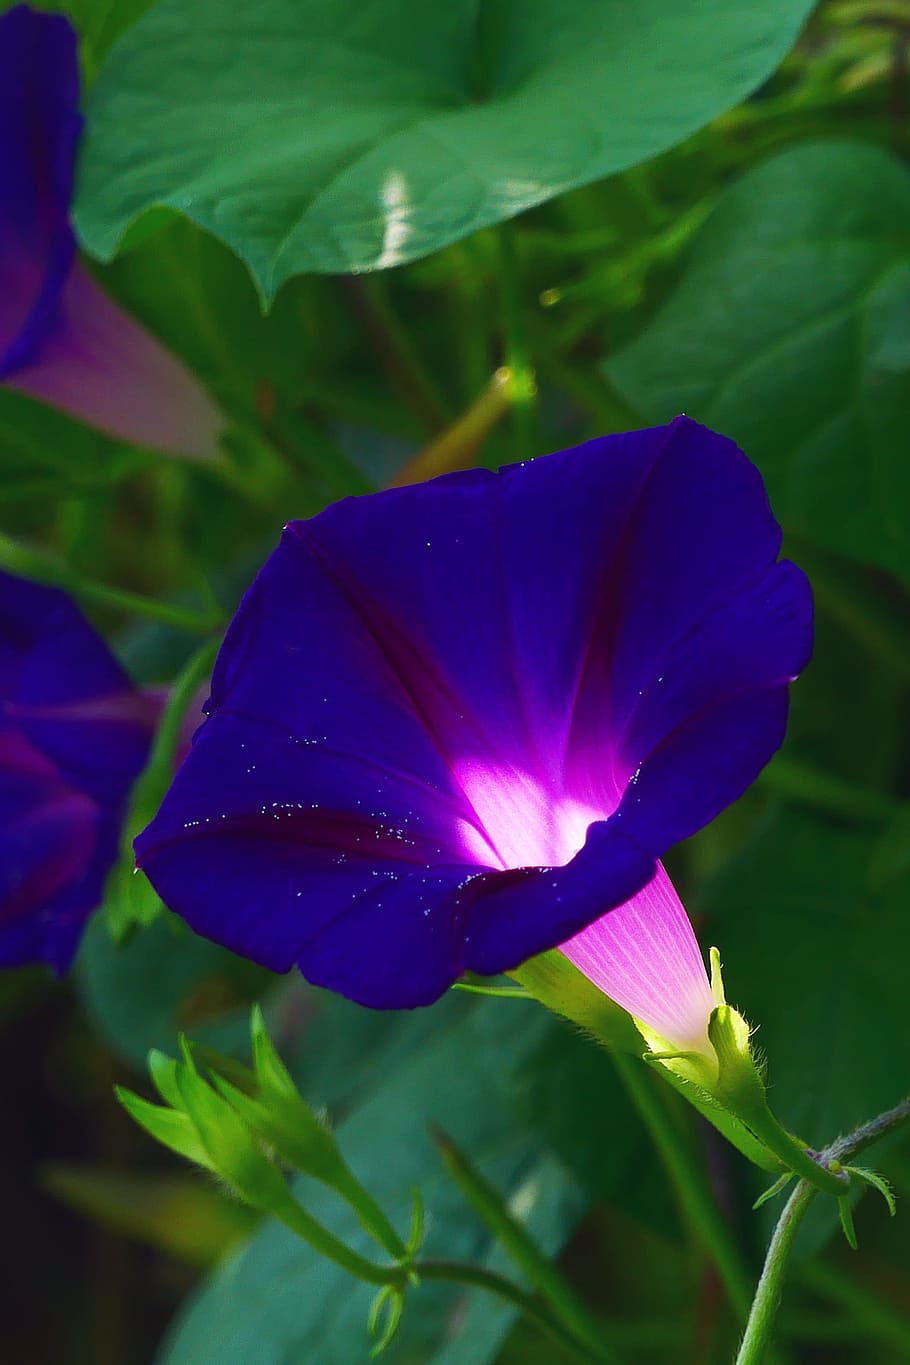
[
  {"left": 560, "top": 865, "right": 717, "bottom": 1063},
  {"left": 137, "top": 417, "right": 811, "bottom": 1009},
  {"left": 0, "top": 571, "right": 159, "bottom": 969},
  {"left": 0, "top": 5, "right": 222, "bottom": 460}
]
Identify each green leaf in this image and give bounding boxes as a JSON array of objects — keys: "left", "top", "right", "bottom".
[
  {"left": 702, "top": 806, "right": 910, "bottom": 1250},
  {"left": 704, "top": 807, "right": 910, "bottom": 1146},
  {"left": 158, "top": 995, "right": 608, "bottom": 1365},
  {"left": 606, "top": 140, "right": 910, "bottom": 580},
  {"left": 0, "top": 0, "right": 156, "bottom": 73},
  {"left": 76, "top": 0, "right": 814, "bottom": 294},
  {"left": 77, "top": 913, "right": 264, "bottom": 1067},
  {"left": 0, "top": 388, "right": 150, "bottom": 503}
]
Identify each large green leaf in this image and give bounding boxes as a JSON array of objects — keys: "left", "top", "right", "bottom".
[
  {"left": 77, "top": 914, "right": 264, "bottom": 1066},
  {"left": 158, "top": 994, "right": 617, "bottom": 1365},
  {"left": 76, "top": 0, "right": 814, "bottom": 294},
  {"left": 0, "top": 0, "right": 155, "bottom": 71},
  {"left": 605, "top": 140, "right": 910, "bottom": 581},
  {"left": 703, "top": 807, "right": 910, "bottom": 1150}
]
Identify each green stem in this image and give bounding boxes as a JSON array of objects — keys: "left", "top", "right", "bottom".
[
  {"left": 274, "top": 1195, "right": 406, "bottom": 1290},
  {"left": 340, "top": 276, "right": 450, "bottom": 435},
  {"left": 417, "top": 1261, "right": 610, "bottom": 1365},
  {"left": 730, "top": 1103, "right": 849, "bottom": 1199},
  {"left": 328, "top": 1166, "right": 408, "bottom": 1264},
  {"left": 611, "top": 1053, "right": 753, "bottom": 1319},
  {"left": 734, "top": 1181, "right": 815, "bottom": 1365},
  {"left": 735, "top": 1094, "right": 910, "bottom": 1365},
  {"left": 0, "top": 532, "right": 222, "bottom": 634},
  {"left": 451, "top": 979, "right": 532, "bottom": 999},
  {"left": 273, "top": 1215, "right": 612, "bottom": 1361},
  {"left": 433, "top": 1128, "right": 615, "bottom": 1361},
  {"left": 143, "top": 641, "right": 218, "bottom": 786},
  {"left": 827, "top": 1093, "right": 910, "bottom": 1163},
  {"left": 497, "top": 224, "right": 538, "bottom": 456}
]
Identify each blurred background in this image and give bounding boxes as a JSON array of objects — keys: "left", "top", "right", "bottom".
[{"left": 3, "top": 1, "right": 910, "bottom": 1361}]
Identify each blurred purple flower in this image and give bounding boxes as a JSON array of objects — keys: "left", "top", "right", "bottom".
[
  {"left": 0, "top": 5, "right": 222, "bottom": 459},
  {"left": 137, "top": 417, "right": 812, "bottom": 1009},
  {"left": 0, "top": 571, "right": 159, "bottom": 970}
]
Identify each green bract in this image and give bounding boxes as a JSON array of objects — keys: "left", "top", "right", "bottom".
[{"left": 76, "top": 0, "right": 814, "bottom": 296}]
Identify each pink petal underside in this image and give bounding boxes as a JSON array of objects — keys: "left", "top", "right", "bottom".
[
  {"left": 6, "top": 263, "right": 223, "bottom": 460},
  {"left": 560, "top": 862, "right": 715, "bottom": 1054}
]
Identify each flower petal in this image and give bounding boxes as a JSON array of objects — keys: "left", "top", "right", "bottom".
[
  {"left": 0, "top": 8, "right": 222, "bottom": 457},
  {"left": 0, "top": 759, "right": 104, "bottom": 971},
  {"left": 0, "top": 571, "right": 156, "bottom": 969},
  {"left": 560, "top": 863, "right": 715, "bottom": 1055},
  {"left": 0, "top": 7, "right": 80, "bottom": 375},
  {"left": 138, "top": 418, "right": 811, "bottom": 1007},
  {"left": 7, "top": 263, "right": 223, "bottom": 459},
  {"left": 0, "top": 571, "right": 158, "bottom": 807}
]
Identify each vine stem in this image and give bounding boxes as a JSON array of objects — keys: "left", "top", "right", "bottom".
[
  {"left": 497, "top": 224, "right": 538, "bottom": 456},
  {"left": 434, "top": 1127, "right": 614, "bottom": 1360},
  {"left": 417, "top": 1261, "right": 615, "bottom": 1364},
  {"left": 0, "top": 532, "right": 222, "bottom": 633},
  {"left": 734, "top": 1181, "right": 814, "bottom": 1365},
  {"left": 735, "top": 1094, "right": 910, "bottom": 1365}
]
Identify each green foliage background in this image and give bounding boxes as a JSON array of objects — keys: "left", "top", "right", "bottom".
[{"left": 3, "top": 1, "right": 910, "bottom": 1362}]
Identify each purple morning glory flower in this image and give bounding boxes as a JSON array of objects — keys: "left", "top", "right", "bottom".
[
  {"left": 0, "top": 6, "right": 222, "bottom": 460},
  {"left": 0, "top": 570, "right": 159, "bottom": 970},
  {"left": 136, "top": 417, "right": 812, "bottom": 1009}
]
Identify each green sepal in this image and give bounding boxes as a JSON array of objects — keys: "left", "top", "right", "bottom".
[
  {"left": 115, "top": 1087, "right": 215, "bottom": 1172},
  {"left": 515, "top": 949, "right": 782, "bottom": 1173},
  {"left": 207, "top": 1010, "right": 407, "bottom": 1261},
  {"left": 838, "top": 1196, "right": 859, "bottom": 1250},
  {"left": 172, "top": 1040, "right": 289, "bottom": 1211},
  {"left": 654, "top": 1066, "right": 784, "bottom": 1174},
  {"left": 148, "top": 1048, "right": 185, "bottom": 1110},
  {"left": 752, "top": 1172, "right": 795, "bottom": 1210},
  {"left": 250, "top": 1004, "right": 299, "bottom": 1102},
  {"left": 207, "top": 1071, "right": 347, "bottom": 1186},
  {"left": 367, "top": 1286, "right": 406, "bottom": 1357},
  {"left": 707, "top": 1004, "right": 766, "bottom": 1112},
  {"left": 405, "top": 1188, "right": 424, "bottom": 1261},
  {"left": 849, "top": 1165, "right": 897, "bottom": 1217},
  {"left": 512, "top": 950, "right": 648, "bottom": 1055}
]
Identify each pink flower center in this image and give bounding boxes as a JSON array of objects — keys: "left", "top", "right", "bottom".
[{"left": 454, "top": 760, "right": 605, "bottom": 870}]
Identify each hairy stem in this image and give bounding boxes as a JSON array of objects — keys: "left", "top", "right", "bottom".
[{"left": 735, "top": 1094, "right": 910, "bottom": 1365}]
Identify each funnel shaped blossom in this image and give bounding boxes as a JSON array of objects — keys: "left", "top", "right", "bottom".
[
  {"left": 562, "top": 864, "right": 717, "bottom": 1059},
  {"left": 137, "top": 417, "right": 811, "bottom": 1008},
  {"left": 0, "top": 571, "right": 159, "bottom": 970},
  {"left": 0, "top": 6, "right": 221, "bottom": 460}
]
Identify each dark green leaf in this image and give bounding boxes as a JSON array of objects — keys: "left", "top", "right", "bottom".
[
  {"left": 76, "top": 0, "right": 813, "bottom": 292},
  {"left": 606, "top": 140, "right": 910, "bottom": 580},
  {"left": 76, "top": 913, "right": 264, "bottom": 1066}
]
